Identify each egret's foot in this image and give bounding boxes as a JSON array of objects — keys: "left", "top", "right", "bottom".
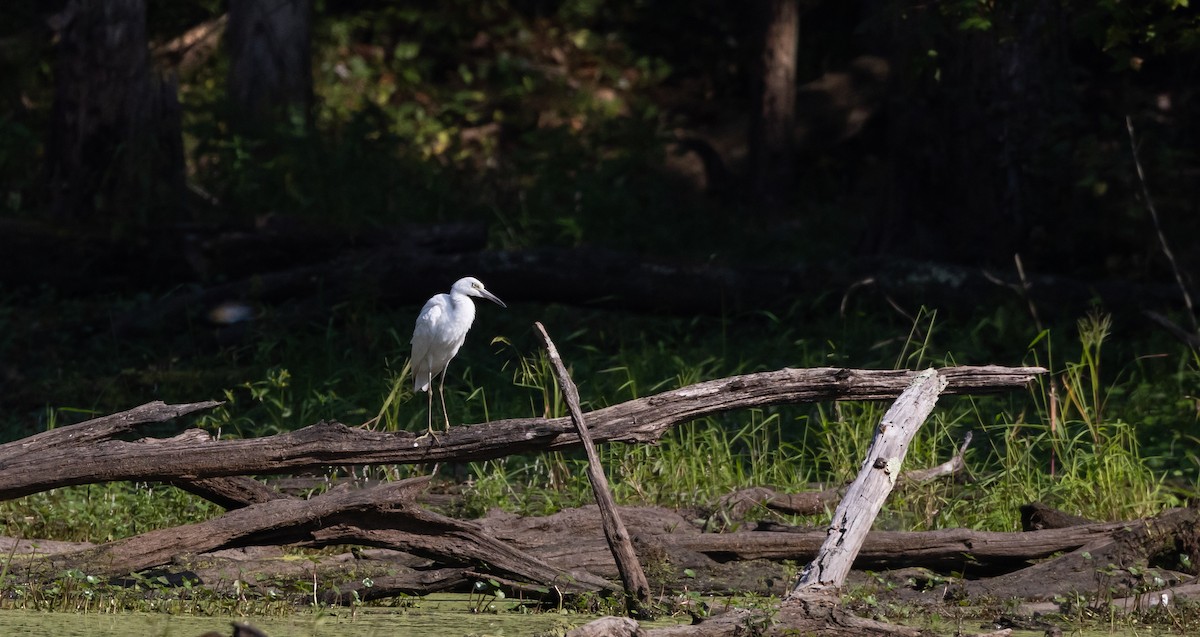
[{"left": 416, "top": 427, "right": 440, "bottom": 445}]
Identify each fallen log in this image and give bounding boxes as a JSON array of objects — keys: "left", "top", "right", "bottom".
[
  {"left": 30, "top": 475, "right": 612, "bottom": 594},
  {"left": 474, "top": 503, "right": 1157, "bottom": 584},
  {"left": 962, "top": 507, "right": 1200, "bottom": 601},
  {"left": 570, "top": 369, "right": 949, "bottom": 636},
  {"left": 0, "top": 365, "right": 1043, "bottom": 500}
]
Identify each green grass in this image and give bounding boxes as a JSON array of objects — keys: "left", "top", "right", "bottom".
[{"left": 0, "top": 287, "right": 1196, "bottom": 544}]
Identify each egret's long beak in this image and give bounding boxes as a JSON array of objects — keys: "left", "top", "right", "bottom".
[{"left": 481, "top": 289, "right": 506, "bottom": 308}]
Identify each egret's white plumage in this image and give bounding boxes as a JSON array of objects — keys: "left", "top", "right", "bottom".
[{"left": 411, "top": 276, "right": 505, "bottom": 435}]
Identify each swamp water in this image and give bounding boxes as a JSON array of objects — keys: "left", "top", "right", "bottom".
[
  {"left": 0, "top": 599, "right": 1175, "bottom": 637},
  {"left": 0, "top": 594, "right": 693, "bottom": 637}
]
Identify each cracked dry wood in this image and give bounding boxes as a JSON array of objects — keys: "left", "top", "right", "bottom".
[
  {"left": 31, "top": 475, "right": 612, "bottom": 594},
  {"left": 790, "top": 368, "right": 948, "bottom": 595},
  {"left": 0, "top": 365, "right": 1042, "bottom": 499},
  {"left": 537, "top": 322, "right": 652, "bottom": 615}
]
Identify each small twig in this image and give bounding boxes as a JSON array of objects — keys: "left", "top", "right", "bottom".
[
  {"left": 901, "top": 431, "right": 973, "bottom": 485},
  {"left": 1143, "top": 310, "right": 1200, "bottom": 350},
  {"left": 1126, "top": 115, "right": 1198, "bottom": 335}
]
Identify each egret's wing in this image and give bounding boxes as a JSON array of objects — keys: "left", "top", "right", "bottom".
[{"left": 410, "top": 298, "right": 446, "bottom": 391}]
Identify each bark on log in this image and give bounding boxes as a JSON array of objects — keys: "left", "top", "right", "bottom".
[
  {"left": 5, "top": 400, "right": 220, "bottom": 455},
  {"left": 574, "top": 370, "right": 950, "bottom": 637},
  {"left": 33, "top": 476, "right": 612, "bottom": 594},
  {"left": 962, "top": 507, "right": 1200, "bottom": 601},
  {"left": 537, "top": 322, "right": 652, "bottom": 615},
  {"left": 790, "top": 368, "right": 947, "bottom": 594},
  {"left": 475, "top": 503, "right": 1149, "bottom": 581},
  {"left": 0, "top": 366, "right": 1043, "bottom": 500},
  {"left": 661, "top": 520, "right": 1142, "bottom": 571},
  {"left": 168, "top": 476, "right": 284, "bottom": 509}
]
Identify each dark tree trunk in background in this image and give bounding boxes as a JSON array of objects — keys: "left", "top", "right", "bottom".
[
  {"left": 227, "top": 0, "right": 313, "bottom": 128},
  {"left": 867, "top": 0, "right": 1069, "bottom": 264},
  {"left": 46, "top": 0, "right": 184, "bottom": 221},
  {"left": 749, "top": 0, "right": 799, "bottom": 210}
]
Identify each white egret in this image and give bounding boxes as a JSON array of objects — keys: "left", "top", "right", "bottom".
[{"left": 411, "top": 276, "right": 506, "bottom": 436}]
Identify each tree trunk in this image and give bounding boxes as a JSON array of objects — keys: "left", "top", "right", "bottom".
[
  {"left": 748, "top": 0, "right": 799, "bottom": 209},
  {"left": 46, "top": 0, "right": 184, "bottom": 221},
  {"left": 227, "top": 0, "right": 313, "bottom": 128}
]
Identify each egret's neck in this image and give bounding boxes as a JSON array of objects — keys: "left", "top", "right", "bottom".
[{"left": 450, "top": 291, "right": 478, "bottom": 322}]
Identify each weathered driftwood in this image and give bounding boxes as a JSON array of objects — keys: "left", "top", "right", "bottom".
[
  {"left": 6, "top": 503, "right": 1190, "bottom": 607},
  {"left": 537, "top": 322, "right": 651, "bottom": 615},
  {"left": 569, "top": 370, "right": 949, "bottom": 636},
  {"left": 32, "top": 476, "right": 611, "bottom": 594},
  {"left": 663, "top": 520, "right": 1141, "bottom": 572},
  {"left": 791, "top": 368, "right": 947, "bottom": 594},
  {"left": 3, "top": 362, "right": 1073, "bottom": 626},
  {"left": 963, "top": 506, "right": 1200, "bottom": 601},
  {"left": 0, "top": 365, "right": 1044, "bottom": 500},
  {"left": 168, "top": 475, "right": 285, "bottom": 509},
  {"left": 475, "top": 503, "right": 1152, "bottom": 583}
]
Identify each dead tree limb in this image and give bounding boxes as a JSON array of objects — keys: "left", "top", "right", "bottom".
[
  {"left": 34, "top": 476, "right": 612, "bottom": 593},
  {"left": 900, "top": 430, "right": 973, "bottom": 485},
  {"left": 570, "top": 370, "right": 950, "bottom": 636},
  {"left": 167, "top": 476, "right": 285, "bottom": 509},
  {"left": 659, "top": 520, "right": 1140, "bottom": 571},
  {"left": 790, "top": 368, "right": 948, "bottom": 594},
  {"left": 475, "top": 503, "right": 1147, "bottom": 580},
  {"left": 3, "top": 400, "right": 220, "bottom": 455},
  {"left": 0, "top": 366, "right": 1043, "bottom": 500},
  {"left": 536, "top": 322, "right": 651, "bottom": 616}
]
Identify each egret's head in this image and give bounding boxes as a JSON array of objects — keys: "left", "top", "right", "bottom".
[{"left": 453, "top": 276, "right": 507, "bottom": 308}]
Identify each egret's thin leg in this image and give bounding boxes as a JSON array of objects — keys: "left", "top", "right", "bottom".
[
  {"left": 426, "top": 379, "right": 434, "bottom": 436},
  {"left": 438, "top": 365, "right": 451, "bottom": 431}
]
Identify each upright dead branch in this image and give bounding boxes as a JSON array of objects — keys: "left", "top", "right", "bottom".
[
  {"left": 1126, "top": 115, "right": 1198, "bottom": 336},
  {"left": 789, "top": 368, "right": 947, "bottom": 595},
  {"left": 535, "top": 322, "right": 652, "bottom": 616}
]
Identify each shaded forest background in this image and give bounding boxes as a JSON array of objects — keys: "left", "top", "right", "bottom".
[
  {"left": 0, "top": 0, "right": 1198, "bottom": 447},
  {"left": 3, "top": 0, "right": 1197, "bottom": 268}
]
